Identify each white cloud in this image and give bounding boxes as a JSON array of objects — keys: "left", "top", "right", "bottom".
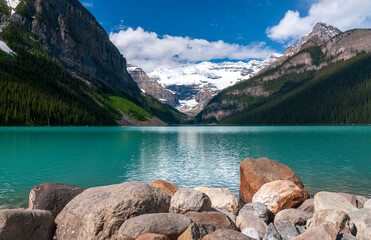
[
  {"left": 109, "top": 27, "right": 274, "bottom": 72},
  {"left": 267, "top": 0, "right": 371, "bottom": 42}
]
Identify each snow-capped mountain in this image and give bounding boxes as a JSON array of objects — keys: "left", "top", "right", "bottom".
[
  {"left": 269, "top": 23, "right": 342, "bottom": 70},
  {"left": 284, "top": 22, "right": 342, "bottom": 57},
  {"left": 146, "top": 53, "right": 281, "bottom": 115}
]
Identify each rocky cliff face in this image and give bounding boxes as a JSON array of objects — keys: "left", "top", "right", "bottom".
[
  {"left": 1, "top": 0, "right": 141, "bottom": 101},
  {"left": 127, "top": 65, "right": 178, "bottom": 107},
  {"left": 324, "top": 29, "right": 371, "bottom": 62}
]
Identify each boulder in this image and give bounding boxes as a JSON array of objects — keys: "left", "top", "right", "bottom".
[
  {"left": 28, "top": 182, "right": 86, "bottom": 218},
  {"left": 297, "top": 199, "right": 314, "bottom": 214},
  {"left": 212, "top": 209, "right": 237, "bottom": 223},
  {"left": 150, "top": 180, "right": 179, "bottom": 197},
  {"left": 185, "top": 211, "right": 238, "bottom": 230},
  {"left": 306, "top": 218, "right": 312, "bottom": 229},
  {"left": 364, "top": 199, "right": 371, "bottom": 209},
  {"left": 178, "top": 223, "right": 217, "bottom": 240},
  {"left": 274, "top": 209, "right": 312, "bottom": 226},
  {"left": 262, "top": 223, "right": 281, "bottom": 240},
  {"left": 194, "top": 187, "right": 239, "bottom": 214},
  {"left": 170, "top": 188, "right": 211, "bottom": 214},
  {"left": 296, "top": 226, "right": 306, "bottom": 235},
  {"left": 242, "top": 227, "right": 261, "bottom": 240},
  {"left": 202, "top": 229, "right": 254, "bottom": 240},
  {"left": 136, "top": 233, "right": 170, "bottom": 240},
  {"left": 338, "top": 234, "right": 360, "bottom": 240},
  {"left": 356, "top": 196, "right": 369, "bottom": 208},
  {"left": 310, "top": 209, "right": 355, "bottom": 235},
  {"left": 314, "top": 192, "right": 358, "bottom": 213},
  {"left": 239, "top": 158, "right": 308, "bottom": 203},
  {"left": 252, "top": 180, "right": 307, "bottom": 215},
  {"left": 348, "top": 208, "right": 371, "bottom": 240},
  {"left": 236, "top": 212, "right": 267, "bottom": 238},
  {"left": 275, "top": 222, "right": 299, "bottom": 240},
  {"left": 292, "top": 222, "right": 339, "bottom": 240},
  {"left": 56, "top": 182, "right": 170, "bottom": 240},
  {"left": 337, "top": 193, "right": 366, "bottom": 208},
  {"left": 118, "top": 213, "right": 191, "bottom": 240},
  {"left": 0, "top": 209, "right": 55, "bottom": 240},
  {"left": 239, "top": 202, "right": 270, "bottom": 223}
]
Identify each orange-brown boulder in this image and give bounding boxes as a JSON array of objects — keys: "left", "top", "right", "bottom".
[
  {"left": 252, "top": 180, "right": 308, "bottom": 214},
  {"left": 239, "top": 158, "right": 308, "bottom": 203},
  {"left": 150, "top": 180, "right": 179, "bottom": 197},
  {"left": 136, "top": 233, "right": 170, "bottom": 240}
]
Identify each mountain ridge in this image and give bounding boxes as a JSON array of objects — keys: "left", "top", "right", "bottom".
[{"left": 196, "top": 23, "right": 371, "bottom": 125}]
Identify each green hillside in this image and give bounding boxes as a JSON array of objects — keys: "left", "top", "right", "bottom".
[
  {"left": 219, "top": 53, "right": 371, "bottom": 125},
  {"left": 0, "top": 23, "right": 186, "bottom": 126}
]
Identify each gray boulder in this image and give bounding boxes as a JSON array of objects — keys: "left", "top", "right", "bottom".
[
  {"left": 239, "top": 202, "right": 270, "bottom": 223},
  {"left": 28, "top": 182, "right": 86, "bottom": 217},
  {"left": 337, "top": 193, "right": 359, "bottom": 208},
  {"left": 263, "top": 223, "right": 281, "bottom": 240},
  {"left": 348, "top": 208, "right": 371, "bottom": 240},
  {"left": 178, "top": 223, "right": 217, "bottom": 240},
  {"left": 202, "top": 229, "right": 254, "bottom": 240},
  {"left": 170, "top": 188, "right": 212, "bottom": 214},
  {"left": 0, "top": 209, "right": 55, "bottom": 240},
  {"left": 56, "top": 182, "right": 170, "bottom": 240},
  {"left": 212, "top": 208, "right": 237, "bottom": 223},
  {"left": 314, "top": 192, "right": 357, "bottom": 213},
  {"left": 274, "top": 209, "right": 312, "bottom": 226},
  {"left": 118, "top": 213, "right": 191, "bottom": 240},
  {"left": 275, "top": 222, "right": 299, "bottom": 240},
  {"left": 185, "top": 211, "right": 238, "bottom": 230},
  {"left": 310, "top": 209, "right": 356, "bottom": 235},
  {"left": 306, "top": 218, "right": 312, "bottom": 229},
  {"left": 356, "top": 196, "right": 369, "bottom": 208},
  {"left": 297, "top": 199, "right": 314, "bottom": 214},
  {"left": 338, "top": 234, "right": 360, "bottom": 240},
  {"left": 292, "top": 222, "right": 339, "bottom": 240},
  {"left": 364, "top": 199, "right": 371, "bottom": 209},
  {"left": 242, "top": 227, "right": 262, "bottom": 240},
  {"left": 296, "top": 225, "right": 306, "bottom": 235},
  {"left": 236, "top": 212, "right": 267, "bottom": 238}
]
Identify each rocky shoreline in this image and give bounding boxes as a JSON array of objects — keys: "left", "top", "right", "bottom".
[{"left": 0, "top": 158, "right": 370, "bottom": 240}]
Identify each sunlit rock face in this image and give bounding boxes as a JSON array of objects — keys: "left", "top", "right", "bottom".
[{"left": 2, "top": 0, "right": 142, "bottom": 101}]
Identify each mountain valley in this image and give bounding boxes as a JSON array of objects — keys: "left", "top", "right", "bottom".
[{"left": 0, "top": 0, "right": 370, "bottom": 126}]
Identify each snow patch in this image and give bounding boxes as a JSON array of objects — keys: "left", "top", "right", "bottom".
[
  {"left": 6, "top": 0, "right": 20, "bottom": 15},
  {"left": 0, "top": 40, "right": 14, "bottom": 55},
  {"left": 178, "top": 99, "right": 199, "bottom": 111},
  {"left": 6, "top": 0, "right": 20, "bottom": 9}
]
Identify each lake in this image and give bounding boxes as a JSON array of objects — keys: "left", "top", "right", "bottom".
[{"left": 0, "top": 126, "right": 370, "bottom": 209}]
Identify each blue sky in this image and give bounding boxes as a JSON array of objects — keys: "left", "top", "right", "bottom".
[{"left": 80, "top": 0, "right": 371, "bottom": 71}]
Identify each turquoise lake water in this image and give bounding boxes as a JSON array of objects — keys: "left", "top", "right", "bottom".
[{"left": 0, "top": 126, "right": 370, "bottom": 209}]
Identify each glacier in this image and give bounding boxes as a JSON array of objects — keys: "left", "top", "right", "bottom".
[{"left": 148, "top": 53, "right": 282, "bottom": 114}]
